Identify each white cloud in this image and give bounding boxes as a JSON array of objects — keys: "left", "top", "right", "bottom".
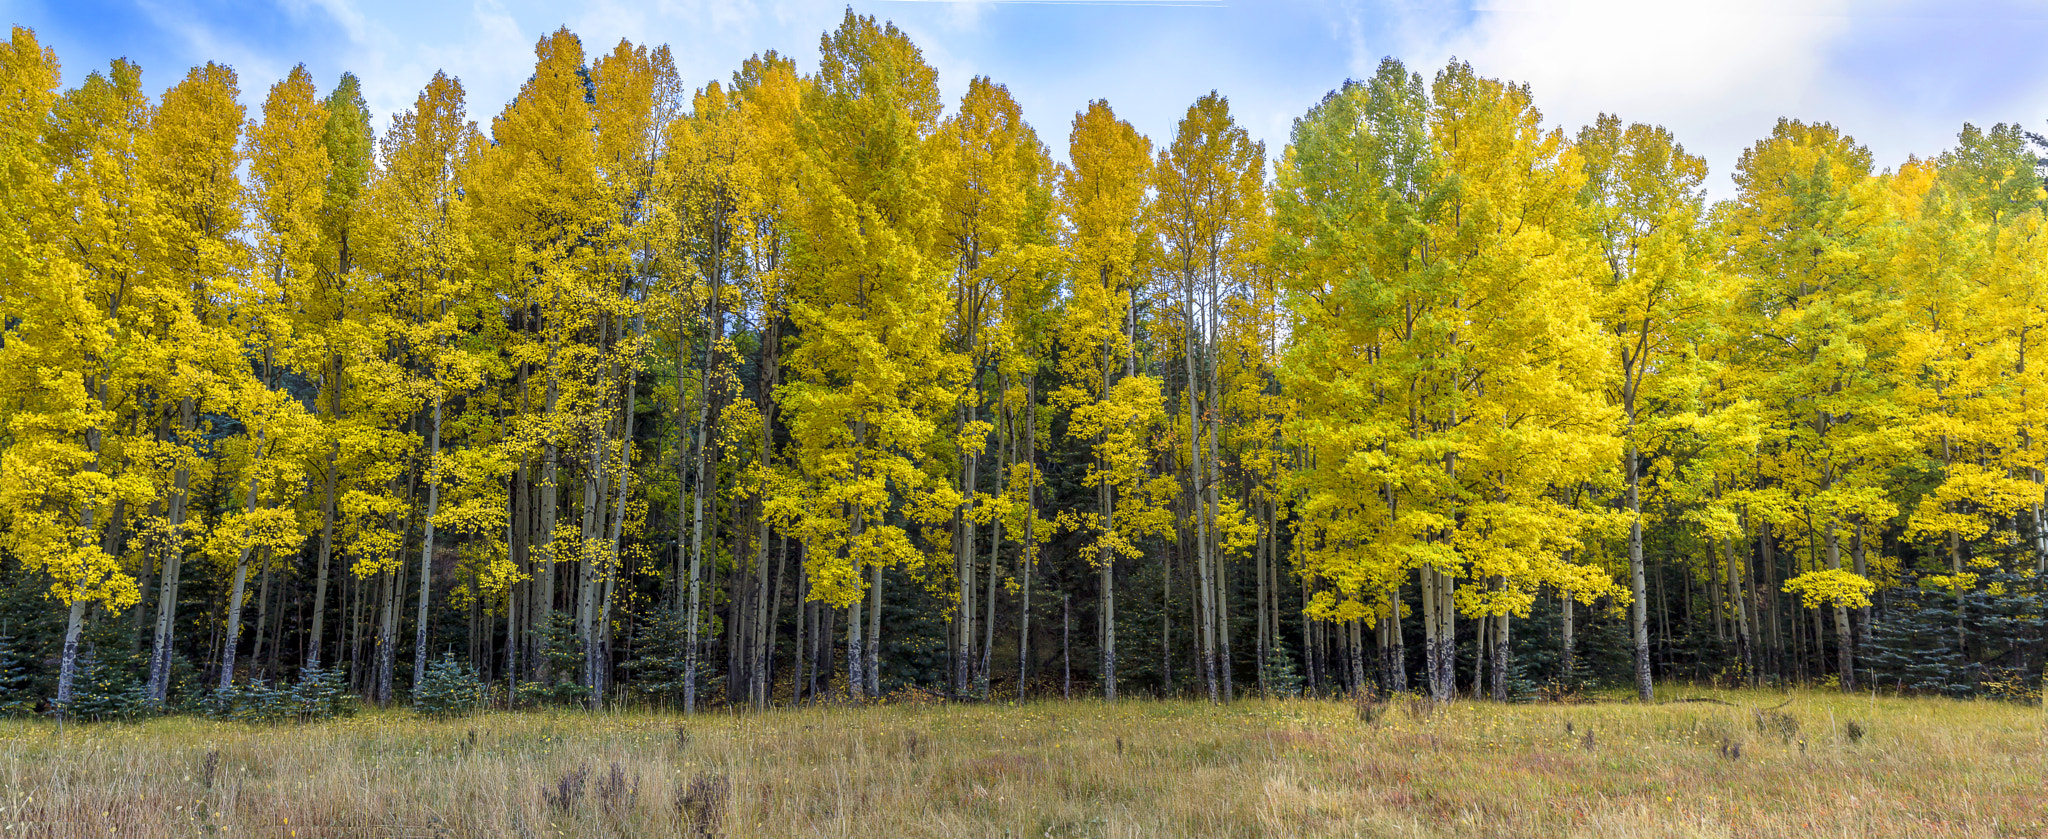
[
  {"left": 1372, "top": 0, "right": 2048, "bottom": 196},
  {"left": 285, "top": 0, "right": 371, "bottom": 45},
  {"left": 1400, "top": 0, "right": 1859, "bottom": 194}
]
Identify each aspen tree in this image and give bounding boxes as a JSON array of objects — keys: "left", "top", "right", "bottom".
[
  {"left": 139, "top": 61, "right": 249, "bottom": 703},
  {"left": 359, "top": 71, "right": 483, "bottom": 699},
  {"left": 1576, "top": 113, "right": 1716, "bottom": 700},
  {"left": 0, "top": 27, "right": 146, "bottom": 718},
  {"left": 778, "top": 10, "right": 957, "bottom": 701},
  {"left": 577, "top": 39, "right": 670, "bottom": 704},
  {"left": 1054, "top": 100, "right": 1162, "bottom": 699},
  {"left": 932, "top": 76, "right": 1055, "bottom": 697},
  {"left": 1721, "top": 120, "right": 1896, "bottom": 689},
  {"left": 661, "top": 73, "right": 745, "bottom": 713},
  {"left": 304, "top": 72, "right": 373, "bottom": 669},
  {"left": 730, "top": 53, "right": 807, "bottom": 706},
  {"left": 1278, "top": 60, "right": 1617, "bottom": 703},
  {"left": 474, "top": 29, "right": 607, "bottom": 692},
  {"left": 219, "top": 64, "right": 328, "bottom": 690},
  {"left": 46, "top": 56, "right": 156, "bottom": 658},
  {"left": 1883, "top": 126, "right": 2048, "bottom": 670},
  {"left": 1150, "top": 91, "right": 1264, "bottom": 702}
]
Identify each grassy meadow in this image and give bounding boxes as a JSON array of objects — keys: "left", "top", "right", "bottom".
[{"left": 0, "top": 688, "right": 2042, "bottom": 838}]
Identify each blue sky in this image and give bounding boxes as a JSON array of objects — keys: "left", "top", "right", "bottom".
[{"left": 10, "top": 0, "right": 2048, "bottom": 196}]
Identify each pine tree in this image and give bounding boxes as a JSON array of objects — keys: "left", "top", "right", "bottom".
[
  {"left": 414, "top": 652, "right": 486, "bottom": 717},
  {"left": 0, "top": 631, "right": 37, "bottom": 716}
]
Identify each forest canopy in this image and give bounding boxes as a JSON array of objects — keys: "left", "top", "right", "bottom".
[{"left": 0, "top": 12, "right": 2043, "bottom": 720}]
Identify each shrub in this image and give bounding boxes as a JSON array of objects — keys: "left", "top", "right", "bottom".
[
  {"left": 0, "top": 632, "right": 40, "bottom": 717},
  {"left": 287, "top": 663, "right": 355, "bottom": 721},
  {"left": 208, "top": 664, "right": 356, "bottom": 724},
  {"left": 515, "top": 611, "right": 592, "bottom": 708},
  {"left": 414, "top": 652, "right": 486, "bottom": 718},
  {"left": 210, "top": 679, "right": 290, "bottom": 724},
  {"left": 621, "top": 611, "right": 689, "bottom": 704},
  {"left": 64, "top": 647, "right": 150, "bottom": 722}
]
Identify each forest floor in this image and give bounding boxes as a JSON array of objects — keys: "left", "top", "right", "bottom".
[{"left": 0, "top": 687, "right": 2041, "bottom": 838}]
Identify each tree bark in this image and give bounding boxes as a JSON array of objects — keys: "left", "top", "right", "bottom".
[
  {"left": 1017, "top": 379, "right": 1037, "bottom": 699},
  {"left": 1184, "top": 277, "right": 1217, "bottom": 703},
  {"left": 147, "top": 398, "right": 197, "bottom": 705},
  {"left": 412, "top": 397, "right": 443, "bottom": 698},
  {"left": 55, "top": 600, "right": 88, "bottom": 721},
  {"left": 1627, "top": 442, "right": 1652, "bottom": 701},
  {"left": 865, "top": 562, "right": 882, "bottom": 697},
  {"left": 218, "top": 464, "right": 266, "bottom": 693},
  {"left": 1489, "top": 612, "right": 1510, "bottom": 701},
  {"left": 1825, "top": 523, "right": 1853, "bottom": 690},
  {"left": 1420, "top": 563, "right": 1456, "bottom": 702},
  {"left": 309, "top": 355, "right": 344, "bottom": 669}
]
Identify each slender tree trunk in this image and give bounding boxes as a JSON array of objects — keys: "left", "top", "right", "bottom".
[
  {"left": 1162, "top": 521, "right": 1174, "bottom": 696},
  {"left": 1300, "top": 575, "right": 1314, "bottom": 695},
  {"left": 978, "top": 409, "right": 1003, "bottom": 699},
  {"left": 682, "top": 350, "right": 713, "bottom": 712},
  {"left": 1471, "top": 605, "right": 1488, "bottom": 699},
  {"left": 806, "top": 601, "right": 823, "bottom": 699},
  {"left": 846, "top": 598, "right": 864, "bottom": 704},
  {"left": 845, "top": 464, "right": 869, "bottom": 703},
  {"left": 250, "top": 551, "right": 274, "bottom": 678},
  {"left": 866, "top": 562, "right": 882, "bottom": 697},
  {"left": 981, "top": 482, "right": 999, "bottom": 699},
  {"left": 578, "top": 430, "right": 609, "bottom": 697},
  {"left": 1061, "top": 592, "right": 1071, "bottom": 699},
  {"left": 55, "top": 430, "right": 106, "bottom": 722},
  {"left": 761, "top": 535, "right": 787, "bottom": 708},
  {"left": 1100, "top": 508, "right": 1116, "bottom": 700},
  {"left": 1347, "top": 619, "right": 1367, "bottom": 696},
  {"left": 1761, "top": 520, "right": 1782, "bottom": 681},
  {"left": 1851, "top": 517, "right": 1868, "bottom": 680},
  {"left": 1378, "top": 607, "right": 1406, "bottom": 694},
  {"left": 147, "top": 399, "right": 197, "bottom": 705},
  {"left": 345, "top": 568, "right": 361, "bottom": 691},
  {"left": 1217, "top": 524, "right": 1233, "bottom": 702},
  {"left": 309, "top": 355, "right": 344, "bottom": 668},
  {"left": 1729, "top": 529, "right": 1754, "bottom": 684},
  {"left": 1489, "top": 611, "right": 1510, "bottom": 701},
  {"left": 55, "top": 600, "right": 88, "bottom": 721},
  {"left": 1184, "top": 282, "right": 1216, "bottom": 703},
  {"left": 413, "top": 397, "right": 443, "bottom": 697},
  {"left": 219, "top": 465, "right": 266, "bottom": 692},
  {"left": 1825, "top": 523, "right": 1853, "bottom": 690},
  {"left": 129, "top": 498, "right": 153, "bottom": 652},
  {"left": 1257, "top": 507, "right": 1270, "bottom": 696},
  {"left": 793, "top": 556, "right": 808, "bottom": 703},
  {"left": 1018, "top": 380, "right": 1037, "bottom": 699},
  {"left": 1204, "top": 283, "right": 1230, "bottom": 703},
  {"left": 375, "top": 563, "right": 398, "bottom": 703},
  {"left": 955, "top": 401, "right": 977, "bottom": 698},
  {"left": 506, "top": 461, "right": 528, "bottom": 691},
  {"left": 1626, "top": 442, "right": 1652, "bottom": 701},
  {"left": 1561, "top": 591, "right": 1576, "bottom": 680},
  {"left": 1420, "top": 563, "right": 1456, "bottom": 702},
  {"left": 536, "top": 348, "right": 561, "bottom": 684}
]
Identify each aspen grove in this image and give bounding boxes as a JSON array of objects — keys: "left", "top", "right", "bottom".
[{"left": 2, "top": 15, "right": 2045, "bottom": 720}]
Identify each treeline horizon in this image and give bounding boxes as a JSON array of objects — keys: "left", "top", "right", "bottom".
[{"left": 1, "top": 11, "right": 2043, "bottom": 720}]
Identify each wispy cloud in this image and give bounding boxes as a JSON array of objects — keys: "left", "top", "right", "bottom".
[{"left": 17, "top": 0, "right": 2046, "bottom": 196}]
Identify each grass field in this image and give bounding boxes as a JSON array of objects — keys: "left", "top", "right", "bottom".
[{"left": 0, "top": 688, "right": 2042, "bottom": 838}]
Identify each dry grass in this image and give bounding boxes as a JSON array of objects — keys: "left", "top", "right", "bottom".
[{"left": 0, "top": 687, "right": 2042, "bottom": 837}]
